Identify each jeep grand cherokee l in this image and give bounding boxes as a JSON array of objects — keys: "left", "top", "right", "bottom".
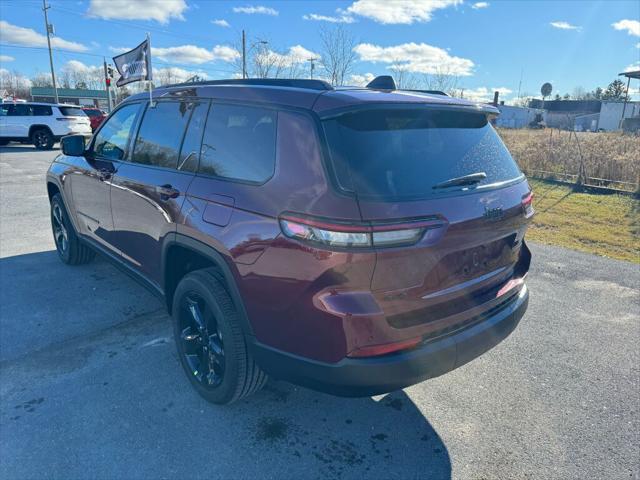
[
  {"left": 0, "top": 102, "right": 91, "bottom": 149},
  {"left": 46, "top": 77, "right": 533, "bottom": 405}
]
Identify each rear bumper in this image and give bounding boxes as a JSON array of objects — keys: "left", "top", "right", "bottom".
[{"left": 251, "top": 284, "right": 529, "bottom": 396}]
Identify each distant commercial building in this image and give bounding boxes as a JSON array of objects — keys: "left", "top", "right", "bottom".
[{"left": 30, "top": 87, "right": 108, "bottom": 108}]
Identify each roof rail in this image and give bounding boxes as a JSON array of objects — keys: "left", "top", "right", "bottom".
[
  {"left": 161, "top": 78, "right": 334, "bottom": 91},
  {"left": 402, "top": 89, "right": 449, "bottom": 96}
]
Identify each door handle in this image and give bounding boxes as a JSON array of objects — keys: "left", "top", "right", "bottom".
[
  {"left": 156, "top": 184, "right": 180, "bottom": 200},
  {"left": 97, "top": 168, "right": 112, "bottom": 181}
]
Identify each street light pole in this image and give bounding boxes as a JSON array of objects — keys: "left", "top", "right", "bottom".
[
  {"left": 42, "top": 0, "right": 59, "bottom": 104},
  {"left": 307, "top": 58, "right": 315, "bottom": 79}
]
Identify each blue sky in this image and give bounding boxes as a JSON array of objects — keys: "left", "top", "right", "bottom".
[{"left": 1, "top": 0, "right": 638, "bottom": 102}]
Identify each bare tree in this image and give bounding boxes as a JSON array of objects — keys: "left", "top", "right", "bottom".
[
  {"left": 389, "top": 62, "right": 421, "bottom": 90},
  {"left": 0, "top": 69, "right": 31, "bottom": 99},
  {"left": 422, "top": 66, "right": 460, "bottom": 95},
  {"left": 318, "top": 25, "right": 357, "bottom": 86}
]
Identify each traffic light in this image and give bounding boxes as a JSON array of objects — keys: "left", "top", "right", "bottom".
[{"left": 106, "top": 78, "right": 111, "bottom": 87}]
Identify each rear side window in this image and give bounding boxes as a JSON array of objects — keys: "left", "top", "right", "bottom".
[
  {"left": 7, "top": 104, "right": 30, "bottom": 116},
  {"left": 199, "top": 103, "right": 276, "bottom": 183},
  {"left": 58, "top": 106, "right": 86, "bottom": 116},
  {"left": 131, "top": 101, "right": 194, "bottom": 169},
  {"left": 323, "top": 108, "right": 522, "bottom": 200},
  {"left": 178, "top": 102, "right": 208, "bottom": 173},
  {"left": 93, "top": 104, "right": 140, "bottom": 160},
  {"left": 32, "top": 105, "right": 52, "bottom": 116}
]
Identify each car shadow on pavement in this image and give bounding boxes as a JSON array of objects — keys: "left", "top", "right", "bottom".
[{"left": 0, "top": 249, "right": 452, "bottom": 479}]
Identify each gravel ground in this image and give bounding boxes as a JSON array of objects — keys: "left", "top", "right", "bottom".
[{"left": 1, "top": 145, "right": 638, "bottom": 479}]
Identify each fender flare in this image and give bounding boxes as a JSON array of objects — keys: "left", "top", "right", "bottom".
[{"left": 162, "top": 232, "right": 255, "bottom": 337}]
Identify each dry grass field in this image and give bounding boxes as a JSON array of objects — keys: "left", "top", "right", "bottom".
[{"left": 498, "top": 128, "right": 640, "bottom": 192}]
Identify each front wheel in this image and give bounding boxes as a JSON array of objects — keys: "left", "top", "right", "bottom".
[
  {"left": 50, "top": 193, "right": 95, "bottom": 265},
  {"left": 32, "top": 128, "right": 54, "bottom": 150},
  {"left": 172, "top": 268, "right": 267, "bottom": 405}
]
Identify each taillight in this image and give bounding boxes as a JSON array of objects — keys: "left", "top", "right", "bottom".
[
  {"left": 522, "top": 192, "right": 534, "bottom": 217},
  {"left": 279, "top": 214, "right": 444, "bottom": 249}
]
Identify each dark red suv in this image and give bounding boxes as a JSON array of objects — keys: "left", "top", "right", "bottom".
[
  {"left": 47, "top": 78, "right": 533, "bottom": 405},
  {"left": 82, "top": 107, "right": 106, "bottom": 132}
]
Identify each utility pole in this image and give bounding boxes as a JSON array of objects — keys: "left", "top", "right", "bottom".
[
  {"left": 242, "top": 30, "right": 247, "bottom": 79},
  {"left": 42, "top": 0, "right": 59, "bottom": 103},
  {"left": 307, "top": 58, "right": 315, "bottom": 79}
]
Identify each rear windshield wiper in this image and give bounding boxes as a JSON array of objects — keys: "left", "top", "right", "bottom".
[{"left": 432, "top": 172, "right": 487, "bottom": 190}]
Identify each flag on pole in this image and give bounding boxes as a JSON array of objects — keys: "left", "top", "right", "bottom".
[{"left": 113, "top": 39, "right": 152, "bottom": 87}]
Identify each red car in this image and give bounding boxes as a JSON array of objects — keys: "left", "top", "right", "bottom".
[{"left": 82, "top": 107, "right": 106, "bottom": 132}]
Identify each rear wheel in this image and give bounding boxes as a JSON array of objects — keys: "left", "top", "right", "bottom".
[
  {"left": 31, "top": 128, "right": 54, "bottom": 150},
  {"left": 173, "top": 268, "right": 267, "bottom": 405},
  {"left": 50, "top": 193, "right": 95, "bottom": 265}
]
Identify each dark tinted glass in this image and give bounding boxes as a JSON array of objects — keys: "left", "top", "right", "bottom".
[
  {"left": 323, "top": 108, "right": 522, "bottom": 200},
  {"left": 32, "top": 105, "right": 52, "bottom": 116},
  {"left": 84, "top": 109, "right": 101, "bottom": 117},
  {"left": 58, "top": 106, "right": 86, "bottom": 116},
  {"left": 131, "top": 101, "right": 193, "bottom": 169},
  {"left": 93, "top": 104, "right": 139, "bottom": 160},
  {"left": 178, "top": 102, "right": 208, "bottom": 173},
  {"left": 8, "top": 104, "right": 30, "bottom": 116},
  {"left": 199, "top": 104, "right": 276, "bottom": 182}
]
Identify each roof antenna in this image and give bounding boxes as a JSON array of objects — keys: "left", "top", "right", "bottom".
[{"left": 366, "top": 75, "right": 396, "bottom": 90}]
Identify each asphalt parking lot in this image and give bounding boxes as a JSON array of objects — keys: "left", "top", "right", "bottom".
[{"left": 1, "top": 145, "right": 638, "bottom": 479}]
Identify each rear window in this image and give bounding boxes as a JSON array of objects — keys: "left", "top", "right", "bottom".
[
  {"left": 84, "top": 109, "right": 101, "bottom": 117},
  {"left": 58, "top": 106, "right": 86, "bottom": 117},
  {"left": 323, "top": 107, "right": 522, "bottom": 200}
]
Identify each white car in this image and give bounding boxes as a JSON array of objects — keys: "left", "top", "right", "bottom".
[{"left": 0, "top": 102, "right": 92, "bottom": 150}]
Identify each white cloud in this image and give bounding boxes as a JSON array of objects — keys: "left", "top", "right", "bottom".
[
  {"left": 636, "top": 42, "right": 640, "bottom": 49},
  {"left": 211, "top": 19, "right": 230, "bottom": 27},
  {"left": 463, "top": 86, "right": 512, "bottom": 102},
  {"left": 349, "top": 73, "right": 375, "bottom": 86},
  {"left": 624, "top": 61, "right": 640, "bottom": 73},
  {"left": 88, "top": 0, "right": 186, "bottom": 23},
  {"left": 0, "top": 55, "right": 15, "bottom": 62},
  {"left": 62, "top": 60, "right": 102, "bottom": 76},
  {"left": 0, "top": 20, "right": 88, "bottom": 52},
  {"left": 212, "top": 45, "right": 241, "bottom": 62},
  {"left": 550, "top": 21, "right": 581, "bottom": 31},
  {"left": 346, "top": 0, "right": 461, "bottom": 25},
  {"left": 153, "top": 45, "right": 216, "bottom": 64},
  {"left": 612, "top": 19, "right": 640, "bottom": 37},
  {"left": 110, "top": 44, "right": 239, "bottom": 64},
  {"left": 354, "top": 42, "right": 474, "bottom": 76},
  {"left": 471, "top": 2, "right": 489, "bottom": 9},
  {"left": 233, "top": 5, "right": 278, "bottom": 16},
  {"left": 303, "top": 12, "right": 355, "bottom": 23}
]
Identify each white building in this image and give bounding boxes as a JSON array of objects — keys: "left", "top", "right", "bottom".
[
  {"left": 597, "top": 101, "right": 640, "bottom": 131},
  {"left": 495, "top": 104, "right": 545, "bottom": 129}
]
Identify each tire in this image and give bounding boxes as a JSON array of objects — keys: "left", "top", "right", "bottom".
[
  {"left": 50, "top": 193, "right": 95, "bottom": 265},
  {"left": 172, "top": 268, "right": 267, "bottom": 405},
  {"left": 31, "top": 128, "right": 54, "bottom": 150}
]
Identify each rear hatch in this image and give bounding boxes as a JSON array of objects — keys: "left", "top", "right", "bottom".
[
  {"left": 322, "top": 105, "right": 533, "bottom": 338},
  {"left": 57, "top": 106, "right": 91, "bottom": 129}
]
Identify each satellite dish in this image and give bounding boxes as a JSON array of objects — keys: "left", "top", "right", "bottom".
[{"left": 541, "top": 82, "right": 553, "bottom": 98}]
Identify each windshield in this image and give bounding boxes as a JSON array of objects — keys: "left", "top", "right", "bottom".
[
  {"left": 323, "top": 108, "right": 523, "bottom": 200},
  {"left": 58, "top": 106, "right": 87, "bottom": 117}
]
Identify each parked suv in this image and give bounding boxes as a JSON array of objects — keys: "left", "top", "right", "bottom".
[
  {"left": 0, "top": 102, "right": 91, "bottom": 149},
  {"left": 46, "top": 78, "right": 533, "bottom": 404}
]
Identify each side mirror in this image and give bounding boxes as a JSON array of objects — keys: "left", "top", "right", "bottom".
[{"left": 61, "top": 135, "right": 86, "bottom": 156}]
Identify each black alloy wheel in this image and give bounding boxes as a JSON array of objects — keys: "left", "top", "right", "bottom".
[{"left": 178, "top": 292, "right": 226, "bottom": 389}]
